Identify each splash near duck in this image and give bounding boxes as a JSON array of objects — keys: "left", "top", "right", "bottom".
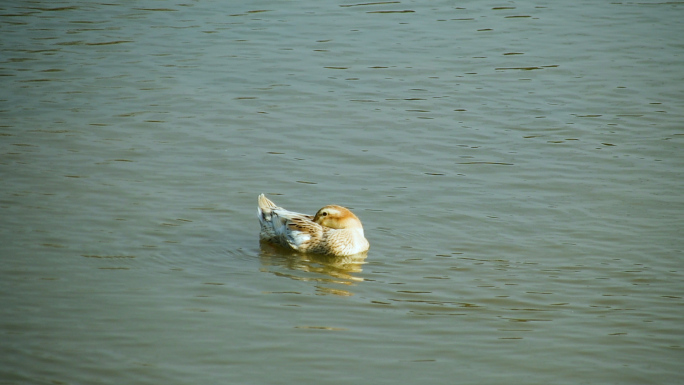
[{"left": 257, "top": 194, "right": 369, "bottom": 257}]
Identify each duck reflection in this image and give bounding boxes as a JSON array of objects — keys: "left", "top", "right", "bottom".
[{"left": 259, "top": 242, "right": 367, "bottom": 295}]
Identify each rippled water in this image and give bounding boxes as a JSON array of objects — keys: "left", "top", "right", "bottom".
[{"left": 1, "top": 1, "right": 683, "bottom": 384}]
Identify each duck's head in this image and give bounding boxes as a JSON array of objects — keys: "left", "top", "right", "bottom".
[{"left": 314, "top": 205, "right": 363, "bottom": 230}]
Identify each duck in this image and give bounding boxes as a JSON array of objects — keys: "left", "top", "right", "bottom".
[{"left": 257, "top": 194, "right": 370, "bottom": 257}]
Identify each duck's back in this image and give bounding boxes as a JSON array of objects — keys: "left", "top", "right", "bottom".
[{"left": 257, "top": 194, "right": 315, "bottom": 248}]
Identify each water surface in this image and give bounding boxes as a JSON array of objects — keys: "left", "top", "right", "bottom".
[{"left": 1, "top": 1, "right": 683, "bottom": 384}]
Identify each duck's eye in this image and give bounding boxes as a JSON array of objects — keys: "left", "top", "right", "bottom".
[{"left": 320, "top": 212, "right": 328, "bottom": 217}]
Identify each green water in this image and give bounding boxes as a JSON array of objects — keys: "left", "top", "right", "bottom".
[{"left": 1, "top": 1, "right": 683, "bottom": 384}]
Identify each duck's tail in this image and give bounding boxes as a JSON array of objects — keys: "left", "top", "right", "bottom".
[{"left": 257, "top": 194, "right": 277, "bottom": 221}]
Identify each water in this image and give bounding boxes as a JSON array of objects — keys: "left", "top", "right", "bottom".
[{"left": 1, "top": 1, "right": 683, "bottom": 384}]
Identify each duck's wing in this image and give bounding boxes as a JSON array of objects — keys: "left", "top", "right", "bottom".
[
  {"left": 280, "top": 214, "right": 323, "bottom": 251},
  {"left": 258, "top": 194, "right": 316, "bottom": 247}
]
